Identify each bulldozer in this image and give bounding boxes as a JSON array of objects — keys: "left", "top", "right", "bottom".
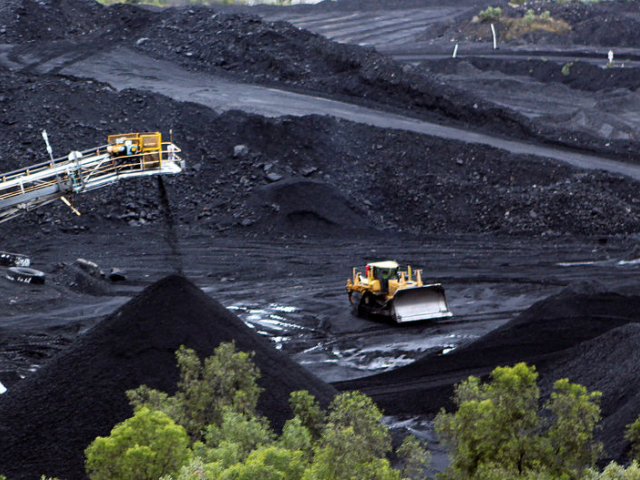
[{"left": 346, "top": 261, "right": 452, "bottom": 324}]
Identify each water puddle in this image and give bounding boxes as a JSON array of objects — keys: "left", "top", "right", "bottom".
[
  {"left": 295, "top": 333, "right": 472, "bottom": 381},
  {"left": 227, "top": 303, "right": 312, "bottom": 350},
  {"left": 556, "top": 261, "right": 597, "bottom": 267},
  {"left": 618, "top": 258, "right": 640, "bottom": 266}
]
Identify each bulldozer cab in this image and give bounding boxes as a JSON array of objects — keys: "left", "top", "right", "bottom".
[{"left": 368, "top": 261, "right": 399, "bottom": 293}]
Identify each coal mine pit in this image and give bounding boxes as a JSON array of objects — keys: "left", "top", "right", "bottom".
[{"left": 2, "top": 0, "right": 640, "bottom": 477}]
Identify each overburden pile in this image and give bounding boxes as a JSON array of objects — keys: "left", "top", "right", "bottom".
[
  {"left": 0, "top": 275, "right": 336, "bottom": 480},
  {"left": 336, "top": 285, "right": 640, "bottom": 462}
]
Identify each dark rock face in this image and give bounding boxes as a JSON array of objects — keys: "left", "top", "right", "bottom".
[{"left": 0, "top": 275, "right": 336, "bottom": 480}]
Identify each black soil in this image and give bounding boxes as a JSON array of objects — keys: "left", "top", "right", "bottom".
[{"left": 0, "top": 275, "right": 336, "bottom": 480}]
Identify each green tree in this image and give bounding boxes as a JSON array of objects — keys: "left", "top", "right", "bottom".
[
  {"left": 128, "top": 342, "right": 262, "bottom": 441},
  {"left": 278, "top": 416, "right": 314, "bottom": 457},
  {"left": 397, "top": 435, "right": 430, "bottom": 480},
  {"left": 302, "top": 391, "right": 401, "bottom": 480},
  {"left": 160, "top": 456, "right": 223, "bottom": 480},
  {"left": 219, "top": 446, "right": 308, "bottom": 480},
  {"left": 435, "top": 363, "right": 601, "bottom": 480},
  {"left": 195, "top": 409, "right": 275, "bottom": 468},
  {"left": 289, "top": 390, "right": 326, "bottom": 441},
  {"left": 543, "top": 379, "right": 602, "bottom": 477},
  {"left": 85, "top": 406, "right": 191, "bottom": 480},
  {"left": 625, "top": 416, "right": 640, "bottom": 461},
  {"left": 584, "top": 461, "right": 640, "bottom": 480}
]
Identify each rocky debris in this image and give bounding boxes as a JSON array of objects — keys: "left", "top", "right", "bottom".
[
  {"left": 74, "top": 258, "right": 101, "bottom": 278},
  {"left": 50, "top": 262, "right": 113, "bottom": 296},
  {"left": 108, "top": 267, "right": 127, "bottom": 282},
  {"left": 0, "top": 275, "right": 337, "bottom": 480}
]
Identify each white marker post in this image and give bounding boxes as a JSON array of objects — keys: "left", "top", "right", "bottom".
[
  {"left": 453, "top": 43, "right": 459, "bottom": 58},
  {"left": 42, "top": 130, "right": 54, "bottom": 162},
  {"left": 608, "top": 50, "right": 614, "bottom": 65},
  {"left": 491, "top": 23, "right": 498, "bottom": 50}
]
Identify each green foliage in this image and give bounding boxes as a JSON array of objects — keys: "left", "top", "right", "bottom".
[
  {"left": 478, "top": 6, "right": 502, "bottom": 22},
  {"left": 91, "top": 343, "right": 423, "bottom": 480},
  {"left": 85, "top": 406, "right": 191, "bottom": 480},
  {"left": 435, "top": 363, "right": 602, "bottom": 480},
  {"left": 524, "top": 9, "right": 536, "bottom": 26},
  {"left": 195, "top": 409, "right": 275, "bottom": 468},
  {"left": 128, "top": 342, "right": 262, "bottom": 441},
  {"left": 290, "top": 390, "right": 326, "bottom": 441},
  {"left": 561, "top": 61, "right": 574, "bottom": 76},
  {"left": 397, "top": 435, "right": 430, "bottom": 480},
  {"left": 220, "top": 446, "right": 308, "bottom": 480},
  {"left": 544, "top": 378, "right": 602, "bottom": 475},
  {"left": 161, "top": 456, "right": 223, "bottom": 480},
  {"left": 302, "top": 391, "right": 401, "bottom": 480},
  {"left": 584, "top": 461, "right": 640, "bottom": 480},
  {"left": 625, "top": 416, "right": 640, "bottom": 461},
  {"left": 278, "top": 417, "right": 314, "bottom": 456}
]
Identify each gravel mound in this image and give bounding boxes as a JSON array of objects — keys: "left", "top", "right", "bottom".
[{"left": 0, "top": 275, "right": 336, "bottom": 480}]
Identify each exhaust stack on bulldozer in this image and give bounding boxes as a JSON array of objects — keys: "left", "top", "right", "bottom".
[{"left": 346, "top": 261, "right": 452, "bottom": 324}]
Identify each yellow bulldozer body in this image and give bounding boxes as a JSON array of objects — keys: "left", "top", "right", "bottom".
[{"left": 346, "top": 261, "right": 452, "bottom": 323}]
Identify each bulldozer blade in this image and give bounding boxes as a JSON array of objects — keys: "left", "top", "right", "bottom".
[{"left": 391, "top": 285, "right": 452, "bottom": 323}]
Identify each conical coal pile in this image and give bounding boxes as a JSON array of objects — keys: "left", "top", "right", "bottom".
[{"left": 0, "top": 275, "right": 336, "bottom": 480}]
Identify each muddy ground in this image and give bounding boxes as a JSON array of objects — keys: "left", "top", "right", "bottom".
[{"left": 1, "top": 0, "right": 640, "bottom": 477}]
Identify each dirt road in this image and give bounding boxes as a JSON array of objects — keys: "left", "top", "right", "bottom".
[{"left": 3, "top": 44, "right": 639, "bottom": 179}]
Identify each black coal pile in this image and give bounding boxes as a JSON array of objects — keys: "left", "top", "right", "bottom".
[
  {"left": 0, "top": 275, "right": 336, "bottom": 480},
  {"left": 418, "top": 0, "right": 640, "bottom": 48},
  {"left": 248, "top": 178, "right": 370, "bottom": 233},
  {"left": 3, "top": 64, "right": 640, "bottom": 238},
  {"left": 0, "top": 0, "right": 106, "bottom": 42},
  {"left": 335, "top": 285, "right": 640, "bottom": 463},
  {"left": 537, "top": 323, "right": 640, "bottom": 464},
  {"left": 547, "top": 1, "right": 640, "bottom": 48}
]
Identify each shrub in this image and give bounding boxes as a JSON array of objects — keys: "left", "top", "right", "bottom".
[{"left": 478, "top": 6, "right": 502, "bottom": 22}]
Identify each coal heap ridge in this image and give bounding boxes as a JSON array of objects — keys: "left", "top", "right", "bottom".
[
  {"left": 335, "top": 286, "right": 640, "bottom": 463},
  {"left": 0, "top": 275, "right": 336, "bottom": 480},
  {"left": 538, "top": 323, "right": 640, "bottom": 464}
]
